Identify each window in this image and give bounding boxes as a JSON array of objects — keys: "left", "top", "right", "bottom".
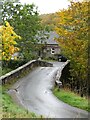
[{"left": 51, "top": 48, "right": 55, "bottom": 54}]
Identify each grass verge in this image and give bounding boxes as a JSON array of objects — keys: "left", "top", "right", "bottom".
[{"left": 53, "top": 87, "right": 90, "bottom": 112}]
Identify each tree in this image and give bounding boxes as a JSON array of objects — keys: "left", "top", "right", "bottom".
[
  {"left": 55, "top": 1, "right": 89, "bottom": 96},
  {"left": 40, "top": 13, "right": 60, "bottom": 30},
  {"left": 0, "top": 21, "right": 21, "bottom": 61},
  {"left": 2, "top": 2, "right": 48, "bottom": 61}
]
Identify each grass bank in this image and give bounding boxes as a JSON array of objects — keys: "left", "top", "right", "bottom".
[{"left": 53, "top": 87, "right": 90, "bottom": 112}]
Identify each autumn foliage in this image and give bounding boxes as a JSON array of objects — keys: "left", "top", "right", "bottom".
[
  {"left": 55, "top": 1, "right": 89, "bottom": 96},
  {"left": 0, "top": 21, "right": 21, "bottom": 61}
]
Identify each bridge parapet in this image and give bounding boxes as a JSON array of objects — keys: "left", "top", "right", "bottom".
[
  {"left": 54, "top": 60, "right": 70, "bottom": 88},
  {"left": 0, "top": 60, "right": 53, "bottom": 85}
]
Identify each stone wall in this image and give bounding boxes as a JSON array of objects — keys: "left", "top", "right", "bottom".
[
  {"left": 59, "top": 60, "right": 70, "bottom": 88},
  {"left": 0, "top": 60, "right": 53, "bottom": 85},
  {"left": 55, "top": 60, "right": 70, "bottom": 83}
]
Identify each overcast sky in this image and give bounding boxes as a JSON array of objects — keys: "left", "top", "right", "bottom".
[{"left": 19, "top": 0, "right": 71, "bottom": 14}]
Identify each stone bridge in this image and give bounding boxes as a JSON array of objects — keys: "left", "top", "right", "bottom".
[{"left": 0, "top": 60, "right": 88, "bottom": 118}]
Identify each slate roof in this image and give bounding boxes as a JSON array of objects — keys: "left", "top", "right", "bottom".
[
  {"left": 38, "top": 31, "right": 59, "bottom": 45},
  {"left": 45, "top": 31, "right": 59, "bottom": 45}
]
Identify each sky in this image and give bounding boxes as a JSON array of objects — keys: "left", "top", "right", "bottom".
[{"left": 19, "top": 0, "right": 71, "bottom": 14}]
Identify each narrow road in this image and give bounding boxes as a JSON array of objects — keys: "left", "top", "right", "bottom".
[{"left": 9, "top": 62, "right": 88, "bottom": 118}]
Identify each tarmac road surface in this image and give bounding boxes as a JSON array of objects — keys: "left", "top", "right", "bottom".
[{"left": 9, "top": 62, "right": 88, "bottom": 118}]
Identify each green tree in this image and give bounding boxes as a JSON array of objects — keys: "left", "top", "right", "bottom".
[
  {"left": 40, "top": 13, "right": 60, "bottom": 30},
  {"left": 2, "top": 2, "right": 48, "bottom": 61},
  {"left": 55, "top": 1, "right": 89, "bottom": 96}
]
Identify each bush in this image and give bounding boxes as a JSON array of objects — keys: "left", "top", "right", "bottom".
[{"left": 2, "top": 60, "right": 27, "bottom": 70}]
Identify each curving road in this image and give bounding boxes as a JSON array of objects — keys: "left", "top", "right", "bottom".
[{"left": 9, "top": 62, "right": 88, "bottom": 118}]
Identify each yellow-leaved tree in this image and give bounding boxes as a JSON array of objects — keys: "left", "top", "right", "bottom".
[
  {"left": 55, "top": 1, "right": 89, "bottom": 96},
  {"left": 0, "top": 21, "right": 21, "bottom": 61}
]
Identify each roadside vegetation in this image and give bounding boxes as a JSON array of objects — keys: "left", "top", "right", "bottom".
[
  {"left": 55, "top": 1, "right": 89, "bottom": 97},
  {"left": 0, "top": 86, "right": 2, "bottom": 119},
  {"left": 53, "top": 87, "right": 90, "bottom": 112},
  {"left": 2, "top": 68, "right": 12, "bottom": 76}
]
